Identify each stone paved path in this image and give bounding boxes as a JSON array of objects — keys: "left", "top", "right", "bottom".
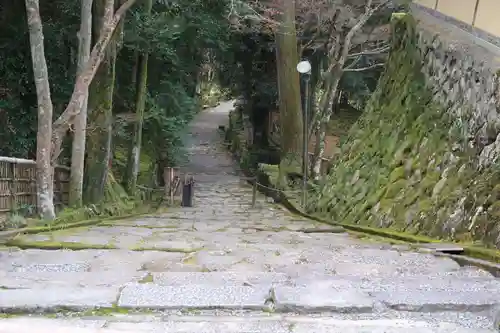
[{"left": 1, "top": 101, "right": 500, "bottom": 332}]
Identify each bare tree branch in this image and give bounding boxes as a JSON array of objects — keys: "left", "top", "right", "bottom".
[
  {"left": 344, "top": 62, "right": 385, "bottom": 72},
  {"left": 345, "top": 56, "right": 362, "bottom": 69},
  {"left": 227, "top": 0, "right": 281, "bottom": 30},
  {"left": 348, "top": 45, "right": 390, "bottom": 57},
  {"left": 325, "top": 0, "right": 390, "bottom": 74},
  {"left": 51, "top": 0, "right": 137, "bottom": 161}
]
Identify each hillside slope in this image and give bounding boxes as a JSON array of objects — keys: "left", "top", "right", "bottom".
[{"left": 310, "top": 15, "right": 500, "bottom": 249}]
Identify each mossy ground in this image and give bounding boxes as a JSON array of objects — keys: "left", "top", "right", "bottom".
[
  {"left": 138, "top": 273, "right": 154, "bottom": 283},
  {"left": 3, "top": 237, "right": 200, "bottom": 253},
  {"left": 0, "top": 208, "right": 171, "bottom": 248},
  {"left": 0, "top": 306, "right": 156, "bottom": 318},
  {"left": 4, "top": 239, "right": 117, "bottom": 251}
]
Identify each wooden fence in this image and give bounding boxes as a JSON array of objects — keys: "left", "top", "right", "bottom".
[{"left": 0, "top": 156, "right": 70, "bottom": 215}]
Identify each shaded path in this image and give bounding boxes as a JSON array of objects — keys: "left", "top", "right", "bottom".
[{"left": 0, "top": 101, "right": 499, "bottom": 332}]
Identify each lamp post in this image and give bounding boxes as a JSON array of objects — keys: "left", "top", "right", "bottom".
[{"left": 296, "top": 60, "right": 311, "bottom": 209}]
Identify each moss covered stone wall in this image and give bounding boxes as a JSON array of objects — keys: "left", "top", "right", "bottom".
[{"left": 310, "top": 15, "right": 500, "bottom": 248}]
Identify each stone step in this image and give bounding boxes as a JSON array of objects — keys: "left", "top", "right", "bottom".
[
  {"left": 118, "top": 274, "right": 500, "bottom": 313},
  {"left": 117, "top": 284, "right": 271, "bottom": 310},
  {"left": 1, "top": 272, "right": 500, "bottom": 313},
  {"left": 0, "top": 286, "right": 120, "bottom": 312},
  {"left": 151, "top": 271, "right": 291, "bottom": 286},
  {"left": 0, "top": 316, "right": 495, "bottom": 333}
]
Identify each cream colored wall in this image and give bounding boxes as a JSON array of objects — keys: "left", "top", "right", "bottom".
[
  {"left": 413, "top": 0, "right": 500, "bottom": 38},
  {"left": 474, "top": 0, "right": 500, "bottom": 37},
  {"left": 436, "top": 0, "right": 476, "bottom": 25}
]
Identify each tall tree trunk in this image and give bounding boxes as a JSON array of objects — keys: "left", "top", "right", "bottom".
[
  {"left": 83, "top": 0, "right": 118, "bottom": 204},
  {"left": 125, "top": 0, "right": 153, "bottom": 194},
  {"left": 69, "top": 0, "right": 93, "bottom": 207},
  {"left": 275, "top": 0, "right": 303, "bottom": 186},
  {"left": 25, "top": 0, "right": 56, "bottom": 220}
]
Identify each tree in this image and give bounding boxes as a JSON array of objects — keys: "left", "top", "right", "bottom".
[
  {"left": 83, "top": 0, "right": 122, "bottom": 204},
  {"left": 228, "top": 0, "right": 393, "bottom": 178},
  {"left": 275, "top": 0, "right": 303, "bottom": 184},
  {"left": 302, "top": 0, "right": 393, "bottom": 178},
  {"left": 51, "top": 0, "right": 137, "bottom": 163},
  {"left": 116, "top": 0, "right": 231, "bottom": 186},
  {"left": 69, "top": 0, "right": 93, "bottom": 207},
  {"left": 4, "top": 0, "right": 232, "bottom": 222},
  {"left": 227, "top": 0, "right": 304, "bottom": 180},
  {"left": 125, "top": 0, "right": 153, "bottom": 194},
  {"left": 24, "top": 0, "right": 136, "bottom": 218},
  {"left": 25, "top": 0, "right": 56, "bottom": 220}
]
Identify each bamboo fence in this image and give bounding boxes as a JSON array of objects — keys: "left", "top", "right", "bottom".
[{"left": 0, "top": 156, "right": 70, "bottom": 215}]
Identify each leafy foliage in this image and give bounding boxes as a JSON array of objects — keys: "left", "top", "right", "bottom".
[
  {"left": 110, "top": 0, "right": 233, "bottom": 183},
  {"left": 0, "top": 0, "right": 232, "bottom": 168},
  {"left": 0, "top": 0, "right": 79, "bottom": 157},
  {"left": 217, "top": 31, "right": 278, "bottom": 109}
]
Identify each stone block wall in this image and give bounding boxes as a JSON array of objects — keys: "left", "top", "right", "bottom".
[
  {"left": 310, "top": 14, "right": 500, "bottom": 248},
  {"left": 417, "top": 31, "right": 500, "bottom": 167}
]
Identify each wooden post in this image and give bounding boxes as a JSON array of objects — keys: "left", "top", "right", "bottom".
[
  {"left": 252, "top": 177, "right": 257, "bottom": 208},
  {"left": 53, "top": 167, "right": 60, "bottom": 206},
  {"left": 170, "top": 168, "right": 175, "bottom": 205},
  {"left": 163, "top": 167, "right": 169, "bottom": 202},
  {"left": 9, "top": 162, "right": 17, "bottom": 212}
]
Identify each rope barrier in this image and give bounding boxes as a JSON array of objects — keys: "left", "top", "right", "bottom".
[
  {"left": 136, "top": 170, "right": 305, "bottom": 210},
  {"left": 239, "top": 176, "right": 306, "bottom": 208},
  {"left": 136, "top": 185, "right": 164, "bottom": 192}
]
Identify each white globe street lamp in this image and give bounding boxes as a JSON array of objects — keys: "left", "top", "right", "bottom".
[
  {"left": 296, "top": 60, "right": 311, "bottom": 208},
  {"left": 296, "top": 60, "right": 312, "bottom": 74}
]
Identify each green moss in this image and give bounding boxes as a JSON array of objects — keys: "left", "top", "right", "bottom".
[
  {"left": 420, "top": 172, "right": 441, "bottom": 192},
  {"left": 99, "top": 222, "right": 179, "bottom": 229},
  {"left": 384, "top": 179, "right": 407, "bottom": 199},
  {"left": 463, "top": 246, "right": 500, "bottom": 264},
  {"left": 402, "top": 190, "right": 420, "bottom": 207},
  {"left": 1, "top": 305, "right": 157, "bottom": 317},
  {"left": 5, "top": 239, "right": 117, "bottom": 250},
  {"left": 182, "top": 253, "right": 198, "bottom": 265},
  {"left": 11, "top": 211, "right": 154, "bottom": 236},
  {"left": 139, "top": 273, "right": 154, "bottom": 283},
  {"left": 491, "top": 185, "right": 500, "bottom": 200},
  {"left": 488, "top": 201, "right": 500, "bottom": 218},
  {"left": 304, "top": 14, "right": 500, "bottom": 250},
  {"left": 388, "top": 166, "right": 406, "bottom": 183},
  {"left": 80, "top": 306, "right": 132, "bottom": 317},
  {"left": 131, "top": 246, "right": 201, "bottom": 253},
  {"left": 4, "top": 237, "right": 198, "bottom": 253},
  {"left": 180, "top": 308, "right": 203, "bottom": 315},
  {"left": 391, "top": 12, "right": 408, "bottom": 21},
  {"left": 0, "top": 313, "right": 21, "bottom": 318},
  {"left": 350, "top": 230, "right": 411, "bottom": 246}
]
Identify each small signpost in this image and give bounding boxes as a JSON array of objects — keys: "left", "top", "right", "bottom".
[{"left": 181, "top": 175, "right": 195, "bottom": 207}]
